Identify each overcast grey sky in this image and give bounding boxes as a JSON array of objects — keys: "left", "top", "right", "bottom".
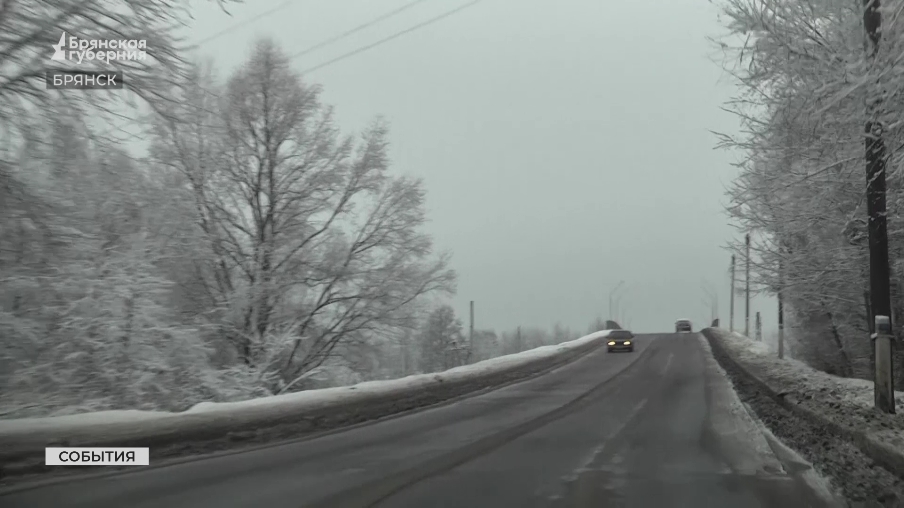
[{"left": 181, "top": 0, "right": 777, "bottom": 335}]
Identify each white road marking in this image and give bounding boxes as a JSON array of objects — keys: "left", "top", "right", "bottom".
[
  {"left": 662, "top": 353, "right": 674, "bottom": 375},
  {"left": 570, "top": 397, "right": 649, "bottom": 476}
]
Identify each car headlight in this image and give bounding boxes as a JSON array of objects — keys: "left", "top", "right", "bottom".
[
  {"left": 608, "top": 341, "right": 616, "bottom": 346},
  {"left": 624, "top": 341, "right": 631, "bottom": 345}
]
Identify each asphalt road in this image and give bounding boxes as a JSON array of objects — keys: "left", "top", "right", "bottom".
[{"left": 0, "top": 333, "right": 841, "bottom": 508}]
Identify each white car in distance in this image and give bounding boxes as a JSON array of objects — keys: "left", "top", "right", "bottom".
[{"left": 675, "top": 319, "right": 692, "bottom": 333}]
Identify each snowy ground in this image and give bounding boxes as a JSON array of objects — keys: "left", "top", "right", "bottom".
[
  {"left": 698, "top": 335, "right": 843, "bottom": 505},
  {"left": 718, "top": 330, "right": 904, "bottom": 410},
  {"left": 0, "top": 331, "right": 611, "bottom": 473},
  {"left": 705, "top": 327, "right": 904, "bottom": 505},
  {"left": 186, "top": 330, "right": 612, "bottom": 416}
]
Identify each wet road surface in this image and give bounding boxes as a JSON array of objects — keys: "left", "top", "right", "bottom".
[{"left": 0, "top": 333, "right": 841, "bottom": 507}]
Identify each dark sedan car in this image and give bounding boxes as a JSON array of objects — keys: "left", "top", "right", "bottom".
[
  {"left": 675, "top": 319, "right": 692, "bottom": 333},
  {"left": 607, "top": 330, "right": 635, "bottom": 352}
]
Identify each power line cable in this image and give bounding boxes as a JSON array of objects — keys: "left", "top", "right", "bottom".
[
  {"left": 101, "top": 0, "right": 482, "bottom": 138},
  {"left": 95, "top": 0, "right": 303, "bottom": 138},
  {"left": 183, "top": 0, "right": 481, "bottom": 100},
  {"left": 193, "top": 0, "right": 300, "bottom": 47},
  {"left": 194, "top": 0, "right": 433, "bottom": 57},
  {"left": 289, "top": 0, "right": 432, "bottom": 59},
  {"left": 297, "top": 0, "right": 483, "bottom": 74}
]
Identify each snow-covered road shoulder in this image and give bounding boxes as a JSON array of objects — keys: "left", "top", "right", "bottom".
[
  {"left": 0, "top": 331, "right": 611, "bottom": 477},
  {"left": 703, "top": 327, "right": 904, "bottom": 487},
  {"left": 712, "top": 329, "right": 904, "bottom": 411}
]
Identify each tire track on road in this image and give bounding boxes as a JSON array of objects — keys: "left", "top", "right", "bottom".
[{"left": 305, "top": 337, "right": 662, "bottom": 508}]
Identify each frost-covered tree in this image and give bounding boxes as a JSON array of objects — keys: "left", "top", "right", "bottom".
[
  {"left": 0, "top": 110, "right": 224, "bottom": 416},
  {"left": 470, "top": 329, "right": 500, "bottom": 362},
  {"left": 0, "top": 34, "right": 457, "bottom": 415},
  {"left": 418, "top": 305, "right": 463, "bottom": 372},
  {"left": 714, "top": 0, "right": 904, "bottom": 378},
  {"left": 152, "top": 39, "right": 455, "bottom": 393}
]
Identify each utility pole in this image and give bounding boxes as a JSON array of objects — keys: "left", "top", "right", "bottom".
[
  {"left": 745, "top": 234, "right": 751, "bottom": 337},
  {"left": 469, "top": 300, "right": 474, "bottom": 348},
  {"left": 467, "top": 300, "right": 475, "bottom": 363},
  {"left": 864, "top": 0, "right": 894, "bottom": 413},
  {"left": 730, "top": 254, "right": 736, "bottom": 332},
  {"left": 778, "top": 254, "right": 785, "bottom": 359}
]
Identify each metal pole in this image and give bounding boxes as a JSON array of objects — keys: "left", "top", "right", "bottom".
[
  {"left": 730, "top": 254, "right": 736, "bottom": 332},
  {"left": 778, "top": 255, "right": 784, "bottom": 359},
  {"left": 864, "top": 0, "right": 894, "bottom": 413},
  {"left": 745, "top": 234, "right": 751, "bottom": 337},
  {"left": 469, "top": 300, "right": 474, "bottom": 349}
]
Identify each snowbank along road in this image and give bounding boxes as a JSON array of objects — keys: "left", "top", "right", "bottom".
[
  {"left": 0, "top": 331, "right": 610, "bottom": 469},
  {"left": 0, "top": 333, "right": 844, "bottom": 507}
]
